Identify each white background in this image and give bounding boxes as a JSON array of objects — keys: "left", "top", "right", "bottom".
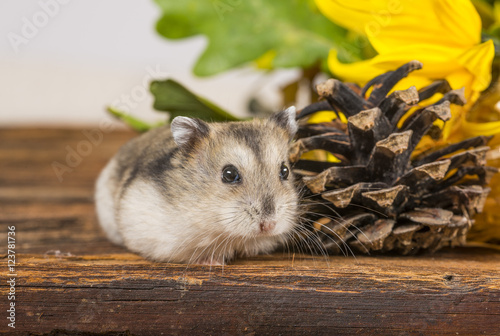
[{"left": 0, "top": 0, "right": 299, "bottom": 126}]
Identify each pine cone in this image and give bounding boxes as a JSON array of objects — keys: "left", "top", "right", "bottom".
[{"left": 291, "top": 61, "right": 498, "bottom": 255}]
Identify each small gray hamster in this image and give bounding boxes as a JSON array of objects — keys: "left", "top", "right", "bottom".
[{"left": 95, "top": 107, "right": 299, "bottom": 265}]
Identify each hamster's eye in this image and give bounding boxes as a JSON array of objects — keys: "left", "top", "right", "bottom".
[
  {"left": 279, "top": 162, "right": 289, "bottom": 180},
  {"left": 222, "top": 165, "right": 241, "bottom": 184}
]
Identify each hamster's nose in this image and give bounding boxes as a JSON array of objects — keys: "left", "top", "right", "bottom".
[{"left": 259, "top": 220, "right": 277, "bottom": 233}]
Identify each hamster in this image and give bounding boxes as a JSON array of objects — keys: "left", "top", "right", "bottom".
[{"left": 95, "top": 107, "right": 299, "bottom": 265}]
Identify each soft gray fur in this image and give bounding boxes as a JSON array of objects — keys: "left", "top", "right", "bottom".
[{"left": 95, "top": 107, "right": 298, "bottom": 265}]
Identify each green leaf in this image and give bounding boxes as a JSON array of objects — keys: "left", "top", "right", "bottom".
[
  {"left": 150, "top": 79, "right": 241, "bottom": 122},
  {"left": 154, "top": 0, "right": 360, "bottom": 76},
  {"left": 107, "top": 107, "right": 156, "bottom": 132}
]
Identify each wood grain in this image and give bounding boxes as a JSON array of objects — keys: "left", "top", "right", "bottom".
[{"left": 0, "top": 128, "right": 499, "bottom": 335}]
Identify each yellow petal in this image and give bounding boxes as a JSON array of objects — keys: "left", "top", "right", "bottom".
[
  {"left": 315, "top": 0, "right": 481, "bottom": 55},
  {"left": 328, "top": 48, "right": 493, "bottom": 142},
  {"left": 314, "top": 0, "right": 388, "bottom": 36},
  {"left": 307, "top": 111, "right": 336, "bottom": 123},
  {"left": 307, "top": 111, "right": 347, "bottom": 123},
  {"left": 456, "top": 40, "right": 495, "bottom": 93},
  {"left": 442, "top": 104, "right": 467, "bottom": 140},
  {"left": 327, "top": 49, "right": 385, "bottom": 84},
  {"left": 440, "top": 41, "right": 495, "bottom": 139},
  {"left": 494, "top": 1, "right": 500, "bottom": 23},
  {"left": 300, "top": 150, "right": 341, "bottom": 162},
  {"left": 302, "top": 110, "right": 344, "bottom": 163},
  {"left": 327, "top": 45, "right": 464, "bottom": 86},
  {"left": 462, "top": 119, "right": 500, "bottom": 137},
  {"left": 370, "top": 0, "right": 481, "bottom": 54},
  {"left": 445, "top": 70, "right": 474, "bottom": 96}
]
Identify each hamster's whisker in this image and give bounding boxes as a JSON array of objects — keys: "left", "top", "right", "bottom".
[
  {"left": 279, "top": 231, "right": 296, "bottom": 262},
  {"left": 280, "top": 232, "right": 293, "bottom": 261},
  {"left": 298, "top": 211, "right": 364, "bottom": 257},
  {"left": 175, "top": 214, "right": 238, "bottom": 266},
  {"left": 299, "top": 205, "right": 371, "bottom": 243},
  {"left": 220, "top": 235, "right": 238, "bottom": 272},
  {"left": 287, "top": 227, "right": 308, "bottom": 258},
  {"left": 298, "top": 200, "right": 371, "bottom": 251},
  {"left": 291, "top": 225, "right": 330, "bottom": 266},
  {"left": 170, "top": 215, "right": 236, "bottom": 267},
  {"left": 301, "top": 198, "right": 388, "bottom": 219},
  {"left": 288, "top": 229, "right": 323, "bottom": 265},
  {"left": 300, "top": 187, "right": 385, "bottom": 200},
  {"left": 299, "top": 192, "right": 326, "bottom": 200},
  {"left": 298, "top": 200, "right": 343, "bottom": 220},
  {"left": 168, "top": 232, "right": 206, "bottom": 266},
  {"left": 297, "top": 216, "right": 347, "bottom": 258},
  {"left": 348, "top": 203, "right": 389, "bottom": 219},
  {"left": 284, "top": 232, "right": 303, "bottom": 264},
  {"left": 314, "top": 223, "right": 358, "bottom": 259},
  {"left": 211, "top": 233, "right": 234, "bottom": 263},
  {"left": 299, "top": 228, "right": 332, "bottom": 266},
  {"left": 299, "top": 210, "right": 349, "bottom": 234},
  {"left": 185, "top": 230, "right": 227, "bottom": 270},
  {"left": 168, "top": 225, "right": 219, "bottom": 263},
  {"left": 274, "top": 200, "right": 361, "bottom": 259},
  {"left": 229, "top": 213, "right": 250, "bottom": 234},
  {"left": 293, "top": 228, "right": 320, "bottom": 261},
  {"left": 189, "top": 211, "right": 248, "bottom": 269},
  {"left": 295, "top": 218, "right": 341, "bottom": 259},
  {"left": 300, "top": 205, "right": 372, "bottom": 250},
  {"left": 207, "top": 234, "right": 230, "bottom": 272},
  {"left": 289, "top": 225, "right": 322, "bottom": 260},
  {"left": 293, "top": 183, "right": 309, "bottom": 196}
]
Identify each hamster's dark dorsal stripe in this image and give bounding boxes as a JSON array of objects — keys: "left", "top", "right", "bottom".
[
  {"left": 146, "top": 147, "right": 179, "bottom": 178},
  {"left": 120, "top": 148, "right": 176, "bottom": 197},
  {"left": 119, "top": 164, "right": 140, "bottom": 199},
  {"left": 228, "top": 126, "right": 263, "bottom": 162},
  {"left": 261, "top": 194, "right": 275, "bottom": 217}
]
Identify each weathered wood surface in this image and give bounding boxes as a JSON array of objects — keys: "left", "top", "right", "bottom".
[{"left": 1, "top": 128, "right": 499, "bottom": 335}]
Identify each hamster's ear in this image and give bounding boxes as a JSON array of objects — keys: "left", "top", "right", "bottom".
[
  {"left": 269, "top": 106, "right": 298, "bottom": 139},
  {"left": 171, "top": 117, "right": 210, "bottom": 147}
]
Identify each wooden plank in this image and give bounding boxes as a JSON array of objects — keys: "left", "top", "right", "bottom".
[
  {"left": 0, "top": 127, "right": 134, "bottom": 188},
  {"left": 3, "top": 250, "right": 500, "bottom": 335},
  {"left": 0, "top": 128, "right": 499, "bottom": 335}
]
